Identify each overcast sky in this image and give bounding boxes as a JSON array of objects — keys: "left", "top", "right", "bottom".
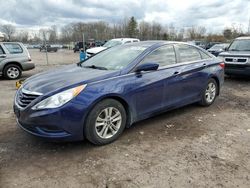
[{"left": 0, "top": 0, "right": 250, "bottom": 33}]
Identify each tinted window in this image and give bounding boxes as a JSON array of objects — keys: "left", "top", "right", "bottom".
[
  {"left": 0, "top": 46, "right": 4, "bottom": 54},
  {"left": 177, "top": 44, "right": 201, "bottom": 62},
  {"left": 141, "top": 45, "right": 176, "bottom": 67},
  {"left": 4, "top": 43, "right": 23, "bottom": 54}
]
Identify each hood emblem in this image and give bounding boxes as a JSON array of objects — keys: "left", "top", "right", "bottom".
[{"left": 233, "top": 58, "right": 238, "bottom": 62}]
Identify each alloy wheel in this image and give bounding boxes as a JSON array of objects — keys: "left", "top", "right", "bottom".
[
  {"left": 95, "top": 107, "right": 122, "bottom": 139},
  {"left": 7, "top": 67, "right": 20, "bottom": 79},
  {"left": 205, "top": 82, "right": 216, "bottom": 103}
]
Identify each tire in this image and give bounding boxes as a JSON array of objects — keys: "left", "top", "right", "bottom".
[
  {"left": 84, "top": 99, "right": 126, "bottom": 145},
  {"left": 199, "top": 78, "right": 218, "bottom": 106},
  {"left": 3, "top": 64, "right": 22, "bottom": 80}
]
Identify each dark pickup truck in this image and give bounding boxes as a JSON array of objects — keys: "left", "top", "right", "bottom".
[{"left": 218, "top": 37, "right": 250, "bottom": 76}]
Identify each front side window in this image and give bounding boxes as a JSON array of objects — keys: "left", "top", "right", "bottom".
[
  {"left": 141, "top": 45, "right": 176, "bottom": 67},
  {"left": 4, "top": 43, "right": 23, "bottom": 54},
  {"left": 176, "top": 44, "right": 201, "bottom": 62}
]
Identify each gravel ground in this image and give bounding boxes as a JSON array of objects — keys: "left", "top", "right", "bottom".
[{"left": 0, "top": 49, "right": 249, "bottom": 188}]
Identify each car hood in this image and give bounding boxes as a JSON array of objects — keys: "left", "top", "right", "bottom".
[
  {"left": 219, "top": 51, "right": 250, "bottom": 57},
  {"left": 22, "top": 64, "right": 120, "bottom": 94},
  {"left": 86, "top": 46, "right": 107, "bottom": 54}
]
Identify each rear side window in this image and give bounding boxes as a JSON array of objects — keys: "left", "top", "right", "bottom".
[
  {"left": 141, "top": 45, "right": 176, "bottom": 67},
  {"left": 4, "top": 43, "right": 23, "bottom": 54},
  {"left": 176, "top": 44, "right": 201, "bottom": 62},
  {"left": 199, "top": 50, "right": 211, "bottom": 59}
]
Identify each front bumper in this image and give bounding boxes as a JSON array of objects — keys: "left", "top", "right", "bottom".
[
  {"left": 13, "top": 101, "right": 87, "bottom": 142},
  {"left": 225, "top": 64, "right": 250, "bottom": 76}
]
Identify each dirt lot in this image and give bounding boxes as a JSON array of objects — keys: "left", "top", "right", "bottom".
[{"left": 0, "top": 49, "right": 250, "bottom": 188}]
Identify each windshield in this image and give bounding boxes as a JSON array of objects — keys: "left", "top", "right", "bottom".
[
  {"left": 103, "top": 40, "right": 123, "bottom": 48},
  {"left": 210, "top": 44, "right": 224, "bottom": 50},
  {"left": 81, "top": 45, "right": 147, "bottom": 70},
  {"left": 228, "top": 39, "right": 250, "bottom": 51}
]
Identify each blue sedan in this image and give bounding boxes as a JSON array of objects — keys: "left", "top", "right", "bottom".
[{"left": 13, "top": 41, "right": 224, "bottom": 145}]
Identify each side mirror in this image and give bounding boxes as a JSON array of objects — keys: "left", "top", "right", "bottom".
[
  {"left": 224, "top": 47, "right": 228, "bottom": 51},
  {"left": 135, "top": 63, "right": 159, "bottom": 72}
]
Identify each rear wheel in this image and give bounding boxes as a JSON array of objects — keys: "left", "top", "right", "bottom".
[
  {"left": 84, "top": 99, "right": 126, "bottom": 145},
  {"left": 3, "top": 64, "right": 22, "bottom": 80},
  {"left": 200, "top": 78, "right": 218, "bottom": 106}
]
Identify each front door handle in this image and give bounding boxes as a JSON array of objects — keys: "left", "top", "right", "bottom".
[
  {"left": 0, "top": 54, "right": 6, "bottom": 58},
  {"left": 173, "top": 71, "right": 180, "bottom": 75}
]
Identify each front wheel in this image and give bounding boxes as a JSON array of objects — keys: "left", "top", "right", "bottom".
[
  {"left": 84, "top": 99, "right": 126, "bottom": 145},
  {"left": 200, "top": 78, "right": 218, "bottom": 106}
]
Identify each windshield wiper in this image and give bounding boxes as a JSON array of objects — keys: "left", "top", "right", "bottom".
[{"left": 83, "top": 65, "right": 108, "bottom": 70}]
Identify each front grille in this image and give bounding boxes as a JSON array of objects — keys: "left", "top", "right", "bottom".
[
  {"left": 16, "top": 89, "right": 41, "bottom": 108},
  {"left": 225, "top": 57, "right": 248, "bottom": 64}
]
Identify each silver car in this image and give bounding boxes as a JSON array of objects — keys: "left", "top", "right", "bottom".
[{"left": 0, "top": 42, "right": 35, "bottom": 79}]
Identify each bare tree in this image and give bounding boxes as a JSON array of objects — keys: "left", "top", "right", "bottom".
[{"left": 0, "top": 24, "right": 16, "bottom": 41}]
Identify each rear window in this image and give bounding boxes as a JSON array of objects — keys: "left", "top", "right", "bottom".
[{"left": 4, "top": 43, "right": 23, "bottom": 54}]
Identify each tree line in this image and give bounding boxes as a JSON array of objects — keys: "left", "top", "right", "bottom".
[{"left": 0, "top": 17, "right": 248, "bottom": 44}]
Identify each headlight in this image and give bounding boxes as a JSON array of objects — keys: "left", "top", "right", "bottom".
[{"left": 32, "top": 85, "right": 86, "bottom": 110}]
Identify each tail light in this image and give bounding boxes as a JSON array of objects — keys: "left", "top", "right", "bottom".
[
  {"left": 28, "top": 53, "right": 32, "bottom": 61},
  {"left": 219, "top": 62, "right": 225, "bottom": 68}
]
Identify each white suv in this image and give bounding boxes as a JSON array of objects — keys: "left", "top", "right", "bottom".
[{"left": 86, "top": 38, "right": 140, "bottom": 58}]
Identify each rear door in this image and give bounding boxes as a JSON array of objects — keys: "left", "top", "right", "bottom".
[{"left": 165, "top": 44, "right": 209, "bottom": 107}]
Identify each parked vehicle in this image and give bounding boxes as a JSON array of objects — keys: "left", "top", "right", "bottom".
[
  {"left": 39, "top": 45, "right": 58, "bottom": 52},
  {"left": 14, "top": 41, "right": 224, "bottom": 145},
  {"left": 0, "top": 42, "right": 35, "bottom": 79},
  {"left": 73, "top": 39, "right": 96, "bottom": 53},
  {"left": 188, "top": 40, "right": 206, "bottom": 49},
  {"left": 207, "top": 43, "right": 230, "bottom": 56},
  {"left": 86, "top": 38, "right": 140, "bottom": 58},
  {"left": 205, "top": 42, "right": 221, "bottom": 50},
  {"left": 218, "top": 36, "right": 250, "bottom": 76}
]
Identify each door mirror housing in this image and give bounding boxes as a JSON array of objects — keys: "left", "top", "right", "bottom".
[
  {"left": 135, "top": 63, "right": 159, "bottom": 72},
  {"left": 224, "top": 46, "right": 229, "bottom": 51}
]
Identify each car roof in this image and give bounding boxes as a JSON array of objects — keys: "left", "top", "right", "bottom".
[
  {"left": 235, "top": 36, "right": 250, "bottom": 40},
  {"left": 128, "top": 40, "right": 195, "bottom": 46},
  {"left": 111, "top": 38, "right": 139, "bottom": 41}
]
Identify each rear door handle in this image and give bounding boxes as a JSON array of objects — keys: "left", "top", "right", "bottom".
[
  {"left": 0, "top": 54, "right": 6, "bottom": 58},
  {"left": 203, "top": 63, "right": 207, "bottom": 67}
]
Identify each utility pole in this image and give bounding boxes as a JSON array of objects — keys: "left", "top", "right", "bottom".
[
  {"left": 43, "top": 31, "right": 49, "bottom": 65},
  {"left": 248, "top": 17, "right": 250, "bottom": 35}
]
